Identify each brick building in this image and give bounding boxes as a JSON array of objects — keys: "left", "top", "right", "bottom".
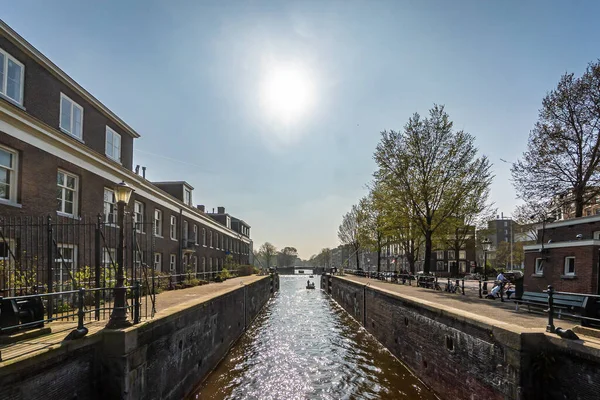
[
  {"left": 0, "top": 20, "right": 251, "bottom": 286},
  {"left": 523, "top": 215, "right": 600, "bottom": 294}
]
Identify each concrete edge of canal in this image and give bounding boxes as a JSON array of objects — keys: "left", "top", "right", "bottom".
[
  {"left": 0, "top": 274, "right": 280, "bottom": 400},
  {"left": 320, "top": 274, "right": 600, "bottom": 400}
]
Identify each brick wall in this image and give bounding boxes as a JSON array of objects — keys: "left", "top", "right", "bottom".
[
  {"left": 0, "top": 34, "right": 134, "bottom": 170},
  {"left": 524, "top": 246, "right": 599, "bottom": 294},
  {"left": 540, "top": 220, "right": 600, "bottom": 243}
]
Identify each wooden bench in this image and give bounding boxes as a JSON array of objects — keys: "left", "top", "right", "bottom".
[{"left": 515, "top": 291, "right": 592, "bottom": 323}]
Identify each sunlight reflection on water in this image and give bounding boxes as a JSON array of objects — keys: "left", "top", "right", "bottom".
[{"left": 190, "top": 276, "right": 436, "bottom": 400}]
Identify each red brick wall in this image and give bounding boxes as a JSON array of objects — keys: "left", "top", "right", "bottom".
[{"left": 524, "top": 246, "right": 599, "bottom": 294}]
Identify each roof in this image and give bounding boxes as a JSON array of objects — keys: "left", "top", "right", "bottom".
[
  {"left": 546, "top": 214, "right": 600, "bottom": 229},
  {"left": 150, "top": 181, "right": 195, "bottom": 190},
  {"left": 0, "top": 19, "right": 141, "bottom": 139}
]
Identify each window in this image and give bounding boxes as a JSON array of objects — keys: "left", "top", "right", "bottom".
[
  {"left": 193, "top": 256, "right": 198, "bottom": 273},
  {"left": 55, "top": 244, "right": 77, "bottom": 291},
  {"left": 103, "top": 188, "right": 116, "bottom": 224},
  {"left": 59, "top": 93, "right": 83, "bottom": 139},
  {"left": 103, "top": 248, "right": 116, "bottom": 270},
  {"left": 448, "top": 260, "right": 456, "bottom": 272},
  {"left": 154, "top": 209, "right": 163, "bottom": 236},
  {"left": 504, "top": 221, "right": 508, "bottom": 227},
  {"left": 209, "top": 257, "right": 213, "bottom": 271},
  {"left": 202, "top": 228, "right": 206, "bottom": 246},
  {"left": 57, "top": 170, "right": 78, "bottom": 216},
  {"left": 183, "top": 220, "right": 188, "bottom": 241},
  {"left": 105, "top": 126, "right": 121, "bottom": 162},
  {"left": 209, "top": 231, "right": 213, "bottom": 247},
  {"left": 202, "top": 257, "right": 206, "bottom": 273},
  {"left": 193, "top": 225, "right": 198, "bottom": 244},
  {"left": 0, "top": 48, "right": 24, "bottom": 104},
  {"left": 169, "top": 254, "right": 176, "bottom": 271},
  {"left": 459, "top": 250, "right": 467, "bottom": 260},
  {"left": 435, "top": 250, "right": 444, "bottom": 259},
  {"left": 459, "top": 261, "right": 467, "bottom": 273},
  {"left": 154, "top": 253, "right": 162, "bottom": 271},
  {"left": 448, "top": 251, "right": 455, "bottom": 260},
  {"left": 564, "top": 257, "right": 575, "bottom": 276},
  {"left": 216, "top": 233, "right": 219, "bottom": 249},
  {"left": 0, "top": 145, "right": 18, "bottom": 203},
  {"left": 535, "top": 258, "right": 544, "bottom": 275},
  {"left": 594, "top": 231, "right": 600, "bottom": 240},
  {"left": 436, "top": 261, "right": 445, "bottom": 271},
  {"left": 134, "top": 201, "right": 145, "bottom": 232},
  {"left": 226, "top": 216, "right": 231, "bottom": 229},
  {"left": 184, "top": 187, "right": 192, "bottom": 206},
  {"left": 170, "top": 216, "right": 177, "bottom": 240}
]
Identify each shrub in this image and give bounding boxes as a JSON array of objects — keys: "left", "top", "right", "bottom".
[{"left": 236, "top": 265, "right": 258, "bottom": 276}]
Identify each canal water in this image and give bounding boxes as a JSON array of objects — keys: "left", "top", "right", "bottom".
[{"left": 190, "top": 276, "right": 436, "bottom": 400}]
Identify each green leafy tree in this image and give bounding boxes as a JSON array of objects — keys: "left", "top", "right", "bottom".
[
  {"left": 374, "top": 105, "right": 493, "bottom": 274},
  {"left": 338, "top": 204, "right": 364, "bottom": 270},
  {"left": 512, "top": 60, "right": 600, "bottom": 217}
]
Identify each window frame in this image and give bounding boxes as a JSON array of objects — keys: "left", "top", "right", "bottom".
[
  {"left": 0, "top": 48, "right": 25, "bottom": 105},
  {"left": 459, "top": 250, "right": 467, "bottom": 260},
  {"left": 57, "top": 169, "right": 79, "bottom": 217},
  {"left": 105, "top": 126, "right": 122, "bottom": 163},
  {"left": 59, "top": 93, "right": 84, "bottom": 140},
  {"left": 193, "top": 225, "right": 198, "bottom": 244},
  {"left": 55, "top": 243, "right": 77, "bottom": 291},
  {"left": 184, "top": 187, "right": 192, "bottom": 206},
  {"left": 564, "top": 256, "right": 576, "bottom": 276},
  {"left": 103, "top": 188, "right": 116, "bottom": 224},
  {"left": 209, "top": 231, "right": 213, "bottom": 248},
  {"left": 169, "top": 254, "right": 176, "bottom": 271},
  {"left": 183, "top": 220, "right": 189, "bottom": 241},
  {"left": 170, "top": 215, "right": 177, "bottom": 240},
  {"left": 0, "top": 144, "right": 18, "bottom": 204},
  {"left": 202, "top": 227, "right": 206, "bottom": 246},
  {"left": 154, "top": 209, "right": 163, "bottom": 237},
  {"left": 534, "top": 258, "right": 544, "bottom": 275},
  {"left": 153, "top": 252, "right": 162, "bottom": 271},
  {"left": 134, "top": 201, "right": 145, "bottom": 233}
]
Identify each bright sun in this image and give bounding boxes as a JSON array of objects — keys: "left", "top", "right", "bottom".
[{"left": 260, "top": 65, "right": 314, "bottom": 124}]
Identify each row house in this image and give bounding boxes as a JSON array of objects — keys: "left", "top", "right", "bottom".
[
  {"left": 523, "top": 215, "right": 600, "bottom": 294},
  {"left": 0, "top": 20, "right": 251, "bottom": 291}
]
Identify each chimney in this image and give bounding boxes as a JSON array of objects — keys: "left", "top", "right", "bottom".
[
  {"left": 212, "top": 208, "right": 215, "bottom": 213},
  {"left": 142, "top": 166, "right": 146, "bottom": 179},
  {"left": 197, "top": 205, "right": 205, "bottom": 212},
  {"left": 135, "top": 165, "right": 140, "bottom": 174},
  {"left": 217, "top": 206, "right": 225, "bottom": 214}
]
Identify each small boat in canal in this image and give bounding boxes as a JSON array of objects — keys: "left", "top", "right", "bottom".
[{"left": 306, "top": 280, "right": 315, "bottom": 289}]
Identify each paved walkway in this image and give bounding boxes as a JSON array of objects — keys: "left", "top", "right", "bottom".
[
  {"left": 339, "top": 275, "right": 568, "bottom": 330},
  {"left": 0, "top": 275, "right": 268, "bottom": 364}
]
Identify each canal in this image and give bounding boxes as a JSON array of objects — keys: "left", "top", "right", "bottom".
[{"left": 190, "top": 276, "right": 436, "bottom": 399}]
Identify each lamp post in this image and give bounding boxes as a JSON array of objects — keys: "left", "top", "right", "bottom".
[
  {"left": 482, "top": 238, "right": 492, "bottom": 281},
  {"left": 106, "top": 181, "right": 134, "bottom": 329}
]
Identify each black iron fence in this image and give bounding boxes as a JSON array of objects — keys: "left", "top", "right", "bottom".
[{"left": 0, "top": 214, "right": 154, "bottom": 323}]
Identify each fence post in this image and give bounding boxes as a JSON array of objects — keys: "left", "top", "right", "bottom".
[
  {"left": 134, "top": 280, "right": 141, "bottom": 324},
  {"left": 77, "top": 287, "right": 85, "bottom": 330},
  {"left": 546, "top": 285, "right": 555, "bottom": 333},
  {"left": 46, "top": 216, "right": 54, "bottom": 321},
  {"left": 94, "top": 215, "right": 102, "bottom": 320},
  {"left": 478, "top": 280, "right": 482, "bottom": 298}
]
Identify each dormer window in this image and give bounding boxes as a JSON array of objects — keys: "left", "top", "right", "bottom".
[
  {"left": 184, "top": 187, "right": 192, "bottom": 206},
  {"left": 0, "top": 48, "right": 24, "bottom": 105}
]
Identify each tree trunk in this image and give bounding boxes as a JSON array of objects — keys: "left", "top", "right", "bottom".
[
  {"left": 575, "top": 187, "right": 585, "bottom": 217},
  {"left": 424, "top": 230, "right": 432, "bottom": 274},
  {"left": 377, "top": 237, "right": 382, "bottom": 272}
]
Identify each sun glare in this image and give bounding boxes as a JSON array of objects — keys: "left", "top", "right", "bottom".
[{"left": 260, "top": 64, "right": 315, "bottom": 124}]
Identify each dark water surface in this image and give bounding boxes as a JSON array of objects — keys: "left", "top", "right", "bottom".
[{"left": 190, "top": 276, "right": 436, "bottom": 400}]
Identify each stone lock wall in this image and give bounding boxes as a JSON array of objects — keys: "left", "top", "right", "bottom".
[{"left": 326, "top": 275, "right": 600, "bottom": 400}]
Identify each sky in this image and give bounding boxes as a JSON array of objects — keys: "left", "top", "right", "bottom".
[{"left": 3, "top": 1, "right": 600, "bottom": 259}]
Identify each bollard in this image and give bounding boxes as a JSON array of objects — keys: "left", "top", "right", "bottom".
[
  {"left": 461, "top": 279, "right": 465, "bottom": 295},
  {"left": 455, "top": 280, "right": 460, "bottom": 294},
  {"left": 77, "top": 287, "right": 85, "bottom": 330},
  {"left": 499, "top": 283, "right": 504, "bottom": 302},
  {"left": 482, "top": 281, "right": 488, "bottom": 296},
  {"left": 478, "top": 280, "right": 482, "bottom": 298},
  {"left": 546, "top": 285, "right": 555, "bottom": 333},
  {"left": 134, "top": 281, "right": 141, "bottom": 324},
  {"left": 446, "top": 278, "right": 450, "bottom": 292}
]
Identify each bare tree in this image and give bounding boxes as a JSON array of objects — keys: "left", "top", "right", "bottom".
[
  {"left": 258, "top": 242, "right": 277, "bottom": 269},
  {"left": 512, "top": 60, "right": 600, "bottom": 217},
  {"left": 374, "top": 105, "right": 493, "bottom": 274},
  {"left": 338, "top": 205, "right": 363, "bottom": 270},
  {"left": 277, "top": 246, "right": 298, "bottom": 267}
]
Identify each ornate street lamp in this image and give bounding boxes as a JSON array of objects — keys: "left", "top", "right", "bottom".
[
  {"left": 106, "top": 181, "right": 134, "bottom": 329},
  {"left": 482, "top": 238, "right": 492, "bottom": 281}
]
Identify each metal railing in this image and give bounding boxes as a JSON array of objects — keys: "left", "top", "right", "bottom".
[{"left": 544, "top": 286, "right": 600, "bottom": 333}]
